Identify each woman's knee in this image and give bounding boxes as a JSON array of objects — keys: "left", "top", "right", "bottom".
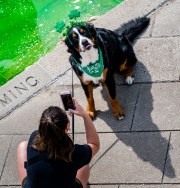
[
  {"left": 17, "top": 141, "right": 28, "bottom": 153},
  {"left": 76, "top": 165, "right": 90, "bottom": 188},
  {"left": 17, "top": 141, "right": 28, "bottom": 182}
]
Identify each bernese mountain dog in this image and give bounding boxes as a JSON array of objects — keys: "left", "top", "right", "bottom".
[{"left": 65, "top": 16, "right": 150, "bottom": 120}]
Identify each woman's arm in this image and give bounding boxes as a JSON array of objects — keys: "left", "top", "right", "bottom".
[{"left": 69, "top": 99, "right": 100, "bottom": 158}]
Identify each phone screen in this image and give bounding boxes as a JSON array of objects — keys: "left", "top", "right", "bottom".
[{"left": 60, "top": 93, "right": 75, "bottom": 111}]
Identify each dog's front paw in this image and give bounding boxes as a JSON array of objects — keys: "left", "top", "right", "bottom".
[
  {"left": 125, "top": 76, "right": 134, "bottom": 85},
  {"left": 114, "top": 111, "right": 125, "bottom": 120},
  {"left": 110, "top": 99, "right": 125, "bottom": 120},
  {"left": 87, "top": 110, "right": 96, "bottom": 120}
]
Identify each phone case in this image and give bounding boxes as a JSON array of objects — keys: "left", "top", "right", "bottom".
[{"left": 60, "top": 91, "right": 75, "bottom": 111}]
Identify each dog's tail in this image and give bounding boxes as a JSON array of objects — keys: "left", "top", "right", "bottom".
[{"left": 115, "top": 16, "right": 150, "bottom": 42}]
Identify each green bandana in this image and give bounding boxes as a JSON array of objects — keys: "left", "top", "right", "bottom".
[{"left": 74, "top": 48, "right": 104, "bottom": 78}]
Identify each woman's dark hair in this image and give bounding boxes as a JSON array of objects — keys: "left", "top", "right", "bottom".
[{"left": 32, "top": 106, "right": 74, "bottom": 162}]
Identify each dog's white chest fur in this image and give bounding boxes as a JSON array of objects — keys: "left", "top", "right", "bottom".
[{"left": 80, "top": 48, "right": 103, "bottom": 84}]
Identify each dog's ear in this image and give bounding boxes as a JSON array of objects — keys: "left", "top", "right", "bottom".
[
  {"left": 64, "top": 37, "right": 75, "bottom": 54},
  {"left": 64, "top": 37, "right": 81, "bottom": 59},
  {"left": 85, "top": 22, "right": 96, "bottom": 37},
  {"left": 86, "top": 22, "right": 94, "bottom": 29},
  {"left": 64, "top": 37, "right": 72, "bottom": 50}
]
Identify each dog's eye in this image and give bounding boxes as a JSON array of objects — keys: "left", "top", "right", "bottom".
[{"left": 73, "top": 33, "right": 77, "bottom": 38}]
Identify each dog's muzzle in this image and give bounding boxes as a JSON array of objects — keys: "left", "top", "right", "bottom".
[{"left": 82, "top": 39, "right": 92, "bottom": 50}]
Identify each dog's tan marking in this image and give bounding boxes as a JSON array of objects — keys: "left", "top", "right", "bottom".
[
  {"left": 122, "top": 67, "right": 134, "bottom": 79},
  {"left": 86, "top": 84, "right": 96, "bottom": 119},
  {"left": 73, "top": 33, "right": 77, "bottom": 38},
  {"left": 80, "top": 29, "right": 84, "bottom": 34},
  {"left": 76, "top": 45, "right": 81, "bottom": 53},
  {"left": 119, "top": 59, "right": 128, "bottom": 72},
  {"left": 78, "top": 75, "right": 96, "bottom": 118},
  {"left": 119, "top": 59, "right": 134, "bottom": 82},
  {"left": 91, "top": 37, "right": 95, "bottom": 43},
  {"left": 78, "top": 75, "right": 91, "bottom": 85},
  {"left": 110, "top": 98, "right": 124, "bottom": 119},
  {"left": 104, "top": 84, "right": 124, "bottom": 119},
  {"left": 102, "top": 68, "right": 108, "bottom": 83}
]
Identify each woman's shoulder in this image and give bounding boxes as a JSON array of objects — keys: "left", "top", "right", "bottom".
[
  {"left": 27, "top": 130, "right": 39, "bottom": 152},
  {"left": 73, "top": 144, "right": 92, "bottom": 159},
  {"left": 73, "top": 144, "right": 92, "bottom": 168},
  {"left": 31, "top": 130, "right": 39, "bottom": 137},
  {"left": 29, "top": 130, "right": 38, "bottom": 142}
]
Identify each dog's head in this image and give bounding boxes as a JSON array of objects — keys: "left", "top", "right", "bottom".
[{"left": 65, "top": 22, "right": 97, "bottom": 56}]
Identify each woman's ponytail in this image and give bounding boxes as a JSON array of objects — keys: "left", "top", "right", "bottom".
[{"left": 32, "top": 106, "right": 74, "bottom": 162}]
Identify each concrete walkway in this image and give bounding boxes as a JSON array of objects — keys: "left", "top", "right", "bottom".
[{"left": 0, "top": 0, "right": 180, "bottom": 187}]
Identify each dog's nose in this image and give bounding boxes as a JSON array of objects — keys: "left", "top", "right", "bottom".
[{"left": 82, "top": 39, "right": 89, "bottom": 47}]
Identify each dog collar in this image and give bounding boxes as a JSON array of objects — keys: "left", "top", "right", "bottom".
[{"left": 73, "top": 48, "right": 104, "bottom": 78}]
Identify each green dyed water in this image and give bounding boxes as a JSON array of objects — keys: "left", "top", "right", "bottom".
[{"left": 0, "top": 0, "right": 123, "bottom": 86}]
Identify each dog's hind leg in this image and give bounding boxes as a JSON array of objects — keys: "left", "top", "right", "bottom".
[
  {"left": 121, "top": 66, "right": 135, "bottom": 85},
  {"left": 81, "top": 82, "right": 96, "bottom": 119},
  {"left": 104, "top": 72, "right": 125, "bottom": 120},
  {"left": 119, "top": 37, "right": 137, "bottom": 85}
]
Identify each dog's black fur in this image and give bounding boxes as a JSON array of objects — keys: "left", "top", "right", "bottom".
[{"left": 65, "top": 16, "right": 150, "bottom": 119}]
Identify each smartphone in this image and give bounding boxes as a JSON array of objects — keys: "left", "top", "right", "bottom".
[{"left": 60, "top": 91, "right": 76, "bottom": 112}]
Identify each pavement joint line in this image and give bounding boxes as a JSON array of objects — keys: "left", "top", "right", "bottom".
[
  {"left": 0, "top": 186, "right": 20, "bottom": 187},
  {"left": 161, "top": 131, "right": 172, "bottom": 183},
  {"left": 151, "top": 35, "right": 180, "bottom": 38},
  {"left": 0, "top": 136, "right": 13, "bottom": 180},
  {"left": 1, "top": 130, "right": 180, "bottom": 136},
  {"left": 130, "top": 84, "right": 141, "bottom": 132},
  {"left": 149, "top": 11, "right": 155, "bottom": 37},
  {"left": 88, "top": 183, "right": 180, "bottom": 185},
  {"left": 116, "top": 80, "right": 180, "bottom": 86},
  {"left": 1, "top": 183, "right": 180, "bottom": 186},
  {"left": 137, "top": 35, "right": 180, "bottom": 39},
  {"left": 37, "top": 61, "right": 54, "bottom": 78},
  {"left": 0, "top": 134, "right": 30, "bottom": 136},
  {"left": 67, "top": 130, "right": 180, "bottom": 134},
  {"left": 90, "top": 139, "right": 119, "bottom": 170},
  {"left": 144, "top": 0, "right": 171, "bottom": 17}
]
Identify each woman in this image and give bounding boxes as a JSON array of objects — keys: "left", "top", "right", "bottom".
[{"left": 17, "top": 98, "right": 100, "bottom": 188}]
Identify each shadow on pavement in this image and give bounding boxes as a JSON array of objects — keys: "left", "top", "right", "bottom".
[{"left": 93, "top": 61, "right": 175, "bottom": 179}]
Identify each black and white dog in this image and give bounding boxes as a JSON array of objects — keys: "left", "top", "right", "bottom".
[{"left": 65, "top": 16, "right": 150, "bottom": 120}]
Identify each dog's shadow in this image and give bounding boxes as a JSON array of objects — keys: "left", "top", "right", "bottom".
[{"left": 91, "top": 61, "right": 175, "bottom": 181}]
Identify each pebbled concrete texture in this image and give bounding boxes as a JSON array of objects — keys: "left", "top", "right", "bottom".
[
  {"left": 76, "top": 132, "right": 170, "bottom": 184},
  {"left": 0, "top": 136, "right": 12, "bottom": 177},
  {"left": 118, "top": 185, "right": 180, "bottom": 188},
  {"left": 0, "top": 0, "right": 180, "bottom": 187},
  {"left": 132, "top": 82, "right": 180, "bottom": 131},
  {"left": 38, "top": 42, "right": 70, "bottom": 78},
  {"left": 152, "top": 0, "right": 180, "bottom": 37},
  {"left": 0, "top": 135, "right": 28, "bottom": 185},
  {"left": 93, "top": 0, "right": 166, "bottom": 29},
  {"left": 134, "top": 38, "right": 180, "bottom": 82}
]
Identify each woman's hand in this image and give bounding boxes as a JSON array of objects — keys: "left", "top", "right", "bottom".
[{"left": 69, "top": 98, "right": 87, "bottom": 117}]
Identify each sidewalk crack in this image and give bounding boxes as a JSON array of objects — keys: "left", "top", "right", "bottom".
[
  {"left": 161, "top": 131, "right": 172, "bottom": 183},
  {"left": 0, "top": 136, "right": 13, "bottom": 180},
  {"left": 145, "top": 0, "right": 172, "bottom": 17},
  {"left": 130, "top": 84, "right": 141, "bottom": 131}
]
